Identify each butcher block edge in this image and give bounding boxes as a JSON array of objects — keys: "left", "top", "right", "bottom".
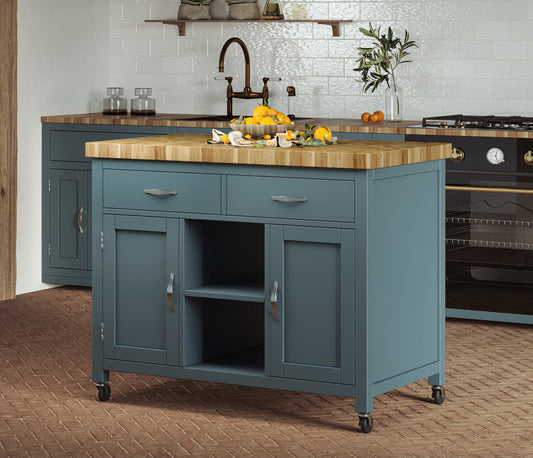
[{"left": 86, "top": 134, "right": 452, "bottom": 170}]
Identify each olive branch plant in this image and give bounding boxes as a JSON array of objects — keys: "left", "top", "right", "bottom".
[{"left": 354, "top": 23, "right": 418, "bottom": 117}]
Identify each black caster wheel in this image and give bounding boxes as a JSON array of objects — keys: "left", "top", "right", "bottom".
[
  {"left": 97, "top": 384, "right": 111, "bottom": 402},
  {"left": 431, "top": 385, "right": 445, "bottom": 405},
  {"left": 358, "top": 414, "right": 373, "bottom": 433}
]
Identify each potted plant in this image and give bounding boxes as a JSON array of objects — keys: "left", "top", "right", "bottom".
[{"left": 353, "top": 23, "right": 417, "bottom": 121}]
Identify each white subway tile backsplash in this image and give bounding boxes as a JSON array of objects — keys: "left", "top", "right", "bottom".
[{"left": 109, "top": 0, "right": 533, "bottom": 118}]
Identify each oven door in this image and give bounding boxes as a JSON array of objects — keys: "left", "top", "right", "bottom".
[{"left": 446, "top": 172, "right": 533, "bottom": 323}]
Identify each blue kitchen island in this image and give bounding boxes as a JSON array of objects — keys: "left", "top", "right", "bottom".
[{"left": 87, "top": 134, "right": 451, "bottom": 433}]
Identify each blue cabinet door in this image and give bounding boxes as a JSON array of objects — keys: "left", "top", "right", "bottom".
[
  {"left": 49, "top": 169, "right": 89, "bottom": 270},
  {"left": 269, "top": 225, "right": 354, "bottom": 384},
  {"left": 102, "top": 215, "right": 180, "bottom": 366}
]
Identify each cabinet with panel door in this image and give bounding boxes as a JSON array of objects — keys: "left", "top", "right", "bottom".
[
  {"left": 91, "top": 154, "right": 446, "bottom": 433},
  {"left": 41, "top": 123, "right": 210, "bottom": 286}
]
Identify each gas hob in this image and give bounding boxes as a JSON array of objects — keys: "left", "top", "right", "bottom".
[{"left": 420, "top": 114, "right": 533, "bottom": 131}]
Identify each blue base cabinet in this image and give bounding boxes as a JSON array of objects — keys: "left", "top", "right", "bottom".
[
  {"left": 91, "top": 155, "right": 446, "bottom": 432},
  {"left": 41, "top": 123, "right": 210, "bottom": 286}
]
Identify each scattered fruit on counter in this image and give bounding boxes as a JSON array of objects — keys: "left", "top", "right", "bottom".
[
  {"left": 231, "top": 105, "right": 293, "bottom": 125},
  {"left": 314, "top": 126, "right": 332, "bottom": 143},
  {"left": 361, "top": 110, "right": 385, "bottom": 123}
]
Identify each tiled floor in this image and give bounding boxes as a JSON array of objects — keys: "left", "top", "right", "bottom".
[{"left": 0, "top": 286, "right": 532, "bottom": 456}]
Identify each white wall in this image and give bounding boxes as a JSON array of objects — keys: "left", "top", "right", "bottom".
[
  {"left": 17, "top": 0, "right": 109, "bottom": 294},
  {"left": 110, "top": 0, "right": 533, "bottom": 118}
]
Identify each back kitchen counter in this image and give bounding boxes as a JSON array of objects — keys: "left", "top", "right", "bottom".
[{"left": 87, "top": 134, "right": 451, "bottom": 433}]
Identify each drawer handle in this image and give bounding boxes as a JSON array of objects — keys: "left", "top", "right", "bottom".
[
  {"left": 270, "top": 280, "right": 279, "bottom": 321},
  {"left": 144, "top": 188, "right": 178, "bottom": 196},
  {"left": 78, "top": 206, "right": 84, "bottom": 234},
  {"left": 270, "top": 195, "right": 308, "bottom": 203},
  {"left": 166, "top": 272, "right": 175, "bottom": 313}
]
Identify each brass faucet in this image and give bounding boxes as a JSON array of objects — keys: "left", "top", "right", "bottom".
[{"left": 218, "top": 37, "right": 270, "bottom": 118}]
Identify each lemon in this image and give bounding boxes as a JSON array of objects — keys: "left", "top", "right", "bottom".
[
  {"left": 245, "top": 117, "right": 258, "bottom": 125},
  {"left": 221, "top": 134, "right": 230, "bottom": 144},
  {"left": 260, "top": 115, "right": 278, "bottom": 125},
  {"left": 314, "top": 126, "right": 332, "bottom": 143},
  {"left": 253, "top": 105, "right": 270, "bottom": 118}
]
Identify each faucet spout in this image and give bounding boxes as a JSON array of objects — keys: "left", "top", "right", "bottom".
[
  {"left": 218, "top": 37, "right": 251, "bottom": 90},
  {"left": 218, "top": 37, "right": 269, "bottom": 118}
]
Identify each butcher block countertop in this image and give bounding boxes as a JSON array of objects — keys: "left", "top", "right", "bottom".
[
  {"left": 86, "top": 134, "right": 451, "bottom": 170},
  {"left": 43, "top": 112, "right": 533, "bottom": 139}
]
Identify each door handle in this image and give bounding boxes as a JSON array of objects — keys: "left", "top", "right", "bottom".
[
  {"left": 271, "top": 195, "right": 308, "bottom": 203},
  {"left": 144, "top": 188, "right": 178, "bottom": 196},
  {"left": 78, "top": 206, "right": 84, "bottom": 234},
  {"left": 166, "top": 272, "right": 175, "bottom": 312},
  {"left": 270, "top": 280, "right": 279, "bottom": 321}
]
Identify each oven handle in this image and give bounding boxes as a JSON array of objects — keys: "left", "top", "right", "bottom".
[{"left": 446, "top": 185, "right": 533, "bottom": 195}]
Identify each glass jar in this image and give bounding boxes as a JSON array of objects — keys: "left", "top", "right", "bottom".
[
  {"left": 131, "top": 88, "right": 156, "bottom": 116},
  {"left": 103, "top": 87, "right": 127, "bottom": 115},
  {"left": 262, "top": 0, "right": 284, "bottom": 19}
]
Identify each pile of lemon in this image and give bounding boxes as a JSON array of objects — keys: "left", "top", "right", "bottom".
[{"left": 231, "top": 105, "right": 293, "bottom": 125}]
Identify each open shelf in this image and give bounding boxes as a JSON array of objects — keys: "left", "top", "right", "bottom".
[
  {"left": 184, "top": 279, "right": 264, "bottom": 303},
  {"left": 189, "top": 346, "right": 264, "bottom": 376},
  {"left": 145, "top": 19, "right": 352, "bottom": 37}
]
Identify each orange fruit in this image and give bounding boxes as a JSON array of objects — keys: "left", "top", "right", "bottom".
[
  {"left": 370, "top": 113, "right": 380, "bottom": 123},
  {"left": 314, "top": 126, "right": 332, "bottom": 143},
  {"left": 267, "top": 107, "right": 277, "bottom": 116},
  {"left": 253, "top": 105, "right": 270, "bottom": 118},
  {"left": 373, "top": 110, "right": 384, "bottom": 121},
  {"left": 361, "top": 112, "right": 371, "bottom": 122}
]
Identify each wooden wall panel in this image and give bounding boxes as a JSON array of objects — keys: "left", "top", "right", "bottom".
[{"left": 0, "top": 0, "right": 17, "bottom": 300}]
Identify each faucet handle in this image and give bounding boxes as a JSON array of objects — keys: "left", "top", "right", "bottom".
[
  {"left": 263, "top": 77, "right": 282, "bottom": 82},
  {"left": 214, "top": 76, "right": 233, "bottom": 81}
]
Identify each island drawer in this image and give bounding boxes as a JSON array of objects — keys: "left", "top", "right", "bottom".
[
  {"left": 103, "top": 169, "right": 221, "bottom": 214},
  {"left": 227, "top": 175, "right": 355, "bottom": 222}
]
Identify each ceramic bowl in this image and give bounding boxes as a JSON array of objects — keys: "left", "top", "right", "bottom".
[{"left": 230, "top": 123, "right": 295, "bottom": 137}]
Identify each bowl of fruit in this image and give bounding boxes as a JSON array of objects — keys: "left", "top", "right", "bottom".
[{"left": 230, "top": 105, "right": 294, "bottom": 137}]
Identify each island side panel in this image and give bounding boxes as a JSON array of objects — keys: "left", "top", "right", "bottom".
[{"left": 363, "top": 160, "right": 446, "bottom": 397}]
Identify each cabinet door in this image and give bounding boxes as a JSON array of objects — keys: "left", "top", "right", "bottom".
[
  {"left": 102, "top": 215, "right": 179, "bottom": 366},
  {"left": 269, "top": 226, "right": 354, "bottom": 384},
  {"left": 49, "top": 169, "right": 89, "bottom": 270}
]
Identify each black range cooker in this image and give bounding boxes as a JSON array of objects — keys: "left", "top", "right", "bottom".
[{"left": 406, "top": 114, "right": 533, "bottom": 325}]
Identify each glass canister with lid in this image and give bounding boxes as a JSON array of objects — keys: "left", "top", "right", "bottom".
[
  {"left": 131, "top": 88, "right": 156, "bottom": 116},
  {"left": 103, "top": 87, "right": 127, "bottom": 115}
]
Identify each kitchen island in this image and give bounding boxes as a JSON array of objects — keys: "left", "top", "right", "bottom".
[{"left": 87, "top": 134, "right": 451, "bottom": 433}]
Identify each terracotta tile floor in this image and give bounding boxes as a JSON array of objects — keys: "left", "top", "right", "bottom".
[{"left": 0, "top": 286, "right": 532, "bottom": 457}]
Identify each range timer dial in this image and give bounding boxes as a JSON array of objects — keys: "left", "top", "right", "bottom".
[{"left": 486, "top": 147, "right": 506, "bottom": 165}]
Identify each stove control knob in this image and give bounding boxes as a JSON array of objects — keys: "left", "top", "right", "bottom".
[
  {"left": 451, "top": 147, "right": 465, "bottom": 162},
  {"left": 524, "top": 150, "right": 533, "bottom": 165},
  {"left": 486, "top": 147, "right": 506, "bottom": 165}
]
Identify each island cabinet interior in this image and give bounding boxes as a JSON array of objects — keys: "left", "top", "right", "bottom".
[{"left": 89, "top": 135, "right": 448, "bottom": 432}]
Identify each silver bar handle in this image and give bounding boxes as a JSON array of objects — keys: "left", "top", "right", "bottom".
[
  {"left": 166, "top": 272, "right": 175, "bottom": 313},
  {"left": 78, "top": 206, "right": 84, "bottom": 234},
  {"left": 144, "top": 188, "right": 178, "bottom": 196},
  {"left": 270, "top": 280, "right": 279, "bottom": 321},
  {"left": 271, "top": 195, "right": 308, "bottom": 203}
]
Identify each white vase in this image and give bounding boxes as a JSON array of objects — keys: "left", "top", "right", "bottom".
[{"left": 385, "top": 82, "right": 403, "bottom": 121}]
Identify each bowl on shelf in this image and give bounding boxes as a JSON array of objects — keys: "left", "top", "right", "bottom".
[{"left": 229, "top": 122, "right": 295, "bottom": 137}]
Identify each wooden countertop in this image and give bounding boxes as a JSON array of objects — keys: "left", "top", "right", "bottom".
[
  {"left": 42, "top": 112, "right": 533, "bottom": 139},
  {"left": 86, "top": 134, "right": 451, "bottom": 170}
]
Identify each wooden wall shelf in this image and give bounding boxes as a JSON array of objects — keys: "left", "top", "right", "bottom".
[{"left": 145, "top": 19, "right": 352, "bottom": 37}]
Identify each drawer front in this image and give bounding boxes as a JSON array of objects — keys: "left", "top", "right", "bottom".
[
  {"left": 50, "top": 131, "right": 163, "bottom": 162},
  {"left": 103, "top": 170, "right": 221, "bottom": 214},
  {"left": 227, "top": 175, "right": 354, "bottom": 222}
]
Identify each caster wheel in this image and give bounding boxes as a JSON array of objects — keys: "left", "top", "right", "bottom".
[
  {"left": 358, "top": 415, "right": 373, "bottom": 433},
  {"left": 97, "top": 384, "right": 111, "bottom": 402},
  {"left": 431, "top": 386, "right": 445, "bottom": 405}
]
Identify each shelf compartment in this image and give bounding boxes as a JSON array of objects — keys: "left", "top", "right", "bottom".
[
  {"left": 145, "top": 19, "right": 352, "bottom": 37},
  {"left": 183, "top": 297, "right": 264, "bottom": 370}
]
